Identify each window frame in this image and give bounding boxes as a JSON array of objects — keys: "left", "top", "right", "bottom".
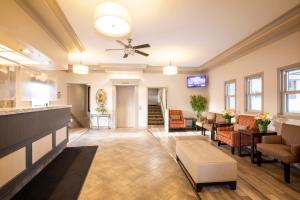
[
  {"left": 244, "top": 72, "right": 264, "bottom": 113},
  {"left": 224, "top": 79, "right": 236, "bottom": 111},
  {"left": 278, "top": 63, "right": 300, "bottom": 118}
]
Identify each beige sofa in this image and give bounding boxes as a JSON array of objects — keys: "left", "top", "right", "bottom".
[{"left": 257, "top": 123, "right": 300, "bottom": 183}]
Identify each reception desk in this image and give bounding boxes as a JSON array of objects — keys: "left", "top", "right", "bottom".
[{"left": 0, "top": 106, "right": 71, "bottom": 200}]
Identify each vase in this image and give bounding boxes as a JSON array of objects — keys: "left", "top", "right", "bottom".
[
  {"left": 258, "top": 124, "right": 268, "bottom": 133},
  {"left": 225, "top": 118, "right": 231, "bottom": 124}
]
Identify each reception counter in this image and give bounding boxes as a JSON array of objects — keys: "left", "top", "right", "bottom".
[{"left": 0, "top": 106, "right": 71, "bottom": 200}]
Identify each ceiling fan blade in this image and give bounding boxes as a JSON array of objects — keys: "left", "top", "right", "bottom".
[
  {"left": 105, "top": 48, "right": 124, "bottom": 51},
  {"left": 116, "top": 40, "right": 128, "bottom": 47},
  {"left": 123, "top": 54, "right": 128, "bottom": 58},
  {"left": 133, "top": 44, "right": 150, "bottom": 49},
  {"left": 135, "top": 50, "right": 149, "bottom": 57}
]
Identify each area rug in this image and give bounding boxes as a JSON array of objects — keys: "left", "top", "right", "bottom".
[{"left": 12, "top": 146, "right": 98, "bottom": 200}]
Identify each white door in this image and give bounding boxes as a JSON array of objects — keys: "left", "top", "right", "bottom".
[{"left": 116, "top": 86, "right": 135, "bottom": 128}]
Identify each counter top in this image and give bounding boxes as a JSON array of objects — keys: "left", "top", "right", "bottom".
[{"left": 0, "top": 105, "right": 72, "bottom": 116}]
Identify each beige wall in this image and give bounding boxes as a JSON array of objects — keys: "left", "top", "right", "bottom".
[
  {"left": 48, "top": 71, "right": 207, "bottom": 128},
  {"left": 208, "top": 30, "right": 300, "bottom": 125}
]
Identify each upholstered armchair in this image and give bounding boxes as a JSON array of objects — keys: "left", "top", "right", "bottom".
[
  {"left": 201, "top": 112, "right": 216, "bottom": 136},
  {"left": 169, "top": 110, "right": 186, "bottom": 130},
  {"left": 257, "top": 124, "right": 300, "bottom": 183},
  {"left": 217, "top": 115, "right": 258, "bottom": 154}
]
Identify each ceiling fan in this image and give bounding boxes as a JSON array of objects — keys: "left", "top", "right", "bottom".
[{"left": 105, "top": 38, "right": 150, "bottom": 58}]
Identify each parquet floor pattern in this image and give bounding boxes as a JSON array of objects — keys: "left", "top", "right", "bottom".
[
  {"left": 68, "top": 127, "right": 300, "bottom": 200},
  {"left": 68, "top": 129, "right": 198, "bottom": 200}
]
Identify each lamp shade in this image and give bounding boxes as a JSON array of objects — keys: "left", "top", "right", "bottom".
[
  {"left": 73, "top": 64, "right": 89, "bottom": 74},
  {"left": 163, "top": 65, "right": 178, "bottom": 75},
  {"left": 94, "top": 2, "right": 131, "bottom": 37}
]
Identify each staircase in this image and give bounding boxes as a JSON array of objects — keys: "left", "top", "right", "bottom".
[{"left": 148, "top": 105, "right": 164, "bottom": 125}]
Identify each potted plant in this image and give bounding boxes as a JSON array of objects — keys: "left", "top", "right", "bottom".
[
  {"left": 190, "top": 95, "right": 207, "bottom": 119},
  {"left": 256, "top": 112, "right": 271, "bottom": 133},
  {"left": 222, "top": 110, "right": 235, "bottom": 124}
]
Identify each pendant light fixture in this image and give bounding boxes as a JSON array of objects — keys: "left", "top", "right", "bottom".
[
  {"left": 163, "top": 61, "right": 178, "bottom": 75},
  {"left": 73, "top": 53, "right": 89, "bottom": 75},
  {"left": 94, "top": 2, "right": 131, "bottom": 37}
]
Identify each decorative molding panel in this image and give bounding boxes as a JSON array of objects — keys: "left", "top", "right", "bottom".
[
  {"left": 0, "top": 147, "right": 26, "bottom": 188},
  {"left": 201, "top": 5, "right": 300, "bottom": 71}
]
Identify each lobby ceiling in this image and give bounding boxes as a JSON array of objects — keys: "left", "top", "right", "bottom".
[{"left": 57, "top": 0, "right": 299, "bottom": 68}]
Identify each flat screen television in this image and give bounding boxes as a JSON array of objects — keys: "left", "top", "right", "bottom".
[{"left": 187, "top": 75, "right": 207, "bottom": 88}]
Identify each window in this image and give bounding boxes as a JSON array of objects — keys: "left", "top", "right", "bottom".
[
  {"left": 245, "top": 74, "right": 263, "bottom": 112},
  {"left": 225, "top": 80, "right": 236, "bottom": 110},
  {"left": 280, "top": 67, "right": 300, "bottom": 115}
]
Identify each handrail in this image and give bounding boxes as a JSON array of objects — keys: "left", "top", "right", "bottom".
[{"left": 159, "top": 90, "right": 167, "bottom": 121}]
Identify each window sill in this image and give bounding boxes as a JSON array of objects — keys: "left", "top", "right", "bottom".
[{"left": 276, "top": 114, "right": 300, "bottom": 120}]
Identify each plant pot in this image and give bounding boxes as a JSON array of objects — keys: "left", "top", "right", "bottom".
[
  {"left": 258, "top": 124, "right": 268, "bottom": 133},
  {"left": 225, "top": 118, "right": 231, "bottom": 124}
]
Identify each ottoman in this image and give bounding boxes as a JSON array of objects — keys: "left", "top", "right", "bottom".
[{"left": 176, "top": 140, "right": 237, "bottom": 192}]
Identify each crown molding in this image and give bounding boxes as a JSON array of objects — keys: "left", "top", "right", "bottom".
[
  {"left": 67, "top": 64, "right": 204, "bottom": 74},
  {"left": 201, "top": 4, "right": 300, "bottom": 71},
  {"left": 15, "top": 0, "right": 84, "bottom": 52}
]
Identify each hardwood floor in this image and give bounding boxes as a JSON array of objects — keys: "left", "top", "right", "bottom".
[{"left": 149, "top": 126, "right": 300, "bottom": 200}]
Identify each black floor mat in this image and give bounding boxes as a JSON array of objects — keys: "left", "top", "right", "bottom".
[{"left": 12, "top": 146, "right": 98, "bottom": 200}]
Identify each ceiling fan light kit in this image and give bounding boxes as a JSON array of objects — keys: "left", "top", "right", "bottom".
[
  {"left": 105, "top": 38, "right": 150, "bottom": 58},
  {"left": 94, "top": 2, "right": 131, "bottom": 37}
]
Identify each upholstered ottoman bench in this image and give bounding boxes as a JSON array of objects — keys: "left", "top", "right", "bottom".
[{"left": 176, "top": 140, "right": 237, "bottom": 192}]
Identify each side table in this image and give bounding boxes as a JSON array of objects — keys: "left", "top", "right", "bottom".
[{"left": 238, "top": 130, "right": 277, "bottom": 163}]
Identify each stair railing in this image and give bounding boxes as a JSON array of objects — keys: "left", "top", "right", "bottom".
[{"left": 158, "top": 90, "right": 168, "bottom": 127}]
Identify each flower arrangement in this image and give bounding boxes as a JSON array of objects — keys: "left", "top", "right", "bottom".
[
  {"left": 222, "top": 110, "right": 235, "bottom": 123},
  {"left": 256, "top": 112, "right": 271, "bottom": 133}
]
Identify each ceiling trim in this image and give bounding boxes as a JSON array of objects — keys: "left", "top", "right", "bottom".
[
  {"left": 201, "top": 4, "right": 300, "bottom": 71},
  {"left": 68, "top": 64, "right": 204, "bottom": 74},
  {"left": 15, "top": 0, "right": 85, "bottom": 52}
]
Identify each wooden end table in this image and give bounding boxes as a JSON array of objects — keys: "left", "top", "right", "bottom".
[
  {"left": 212, "top": 122, "right": 233, "bottom": 141},
  {"left": 238, "top": 130, "right": 277, "bottom": 163}
]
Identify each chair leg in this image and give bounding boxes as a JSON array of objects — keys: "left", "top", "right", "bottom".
[
  {"left": 231, "top": 147, "right": 235, "bottom": 155},
  {"left": 218, "top": 141, "right": 221, "bottom": 146},
  {"left": 282, "top": 163, "right": 290, "bottom": 183},
  {"left": 257, "top": 151, "right": 262, "bottom": 167},
  {"left": 229, "top": 181, "right": 237, "bottom": 190}
]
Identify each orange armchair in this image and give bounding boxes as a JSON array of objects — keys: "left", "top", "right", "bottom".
[
  {"left": 169, "top": 110, "right": 186, "bottom": 130},
  {"left": 217, "top": 115, "right": 258, "bottom": 154}
]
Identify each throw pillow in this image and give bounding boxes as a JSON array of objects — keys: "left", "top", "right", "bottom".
[
  {"left": 171, "top": 115, "right": 181, "bottom": 120},
  {"left": 234, "top": 124, "right": 248, "bottom": 132}
]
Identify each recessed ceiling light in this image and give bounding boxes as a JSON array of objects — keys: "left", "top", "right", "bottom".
[
  {"left": 94, "top": 2, "right": 131, "bottom": 37},
  {"left": 22, "top": 49, "right": 31, "bottom": 54}
]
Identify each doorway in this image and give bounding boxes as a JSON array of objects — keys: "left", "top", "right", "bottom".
[
  {"left": 67, "top": 84, "right": 90, "bottom": 128},
  {"left": 116, "top": 86, "right": 136, "bottom": 128},
  {"left": 147, "top": 88, "right": 167, "bottom": 127}
]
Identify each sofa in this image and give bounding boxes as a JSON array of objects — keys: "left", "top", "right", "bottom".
[
  {"left": 169, "top": 110, "right": 186, "bottom": 130},
  {"left": 257, "top": 123, "right": 300, "bottom": 183},
  {"left": 217, "top": 115, "right": 258, "bottom": 154}
]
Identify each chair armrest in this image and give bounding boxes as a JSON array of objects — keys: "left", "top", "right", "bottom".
[
  {"left": 217, "top": 125, "right": 234, "bottom": 132},
  {"left": 262, "top": 135, "right": 282, "bottom": 144},
  {"left": 291, "top": 144, "right": 300, "bottom": 158}
]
